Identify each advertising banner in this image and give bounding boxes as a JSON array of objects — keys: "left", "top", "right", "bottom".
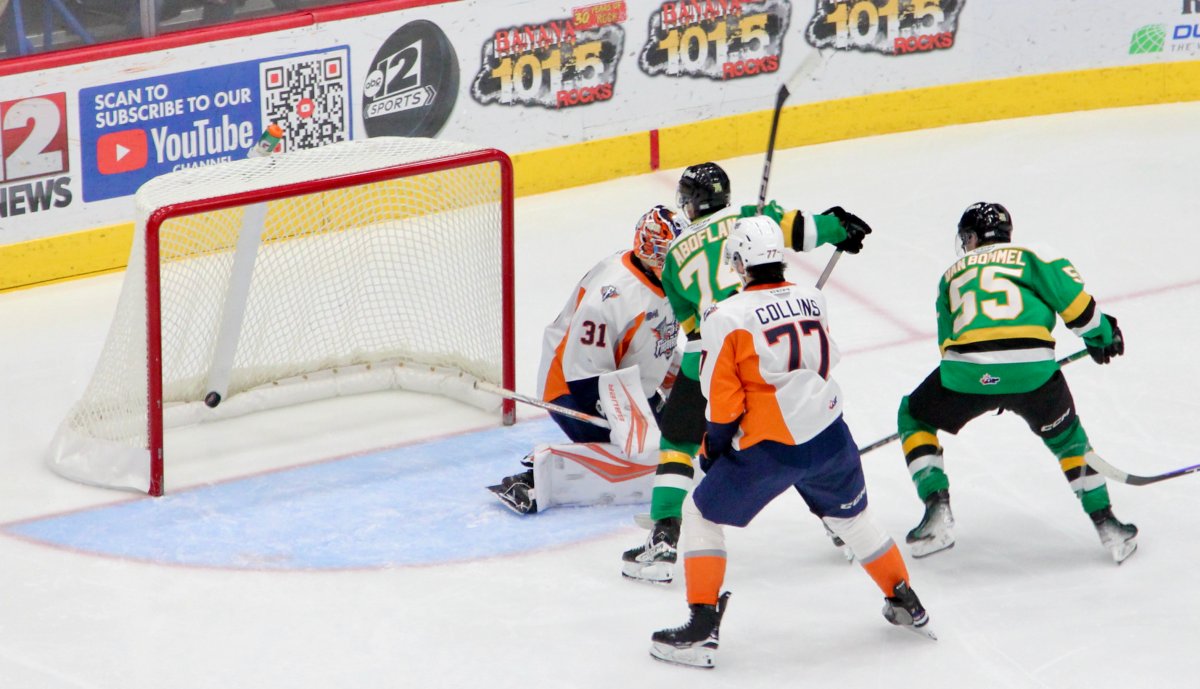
[
  {"left": 0, "top": 92, "right": 75, "bottom": 224},
  {"left": 80, "top": 47, "right": 351, "bottom": 202},
  {"left": 0, "top": 0, "right": 1196, "bottom": 246}
]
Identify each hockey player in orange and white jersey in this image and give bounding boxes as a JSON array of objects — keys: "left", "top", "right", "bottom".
[
  {"left": 489, "top": 206, "right": 687, "bottom": 515},
  {"left": 649, "top": 216, "right": 934, "bottom": 669}
]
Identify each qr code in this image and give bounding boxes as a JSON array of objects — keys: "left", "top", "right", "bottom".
[{"left": 260, "top": 48, "right": 351, "bottom": 152}]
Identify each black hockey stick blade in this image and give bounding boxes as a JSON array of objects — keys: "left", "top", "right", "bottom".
[{"left": 857, "top": 349, "right": 1091, "bottom": 456}]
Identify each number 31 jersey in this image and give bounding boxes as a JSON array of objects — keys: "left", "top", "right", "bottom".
[
  {"left": 537, "top": 251, "right": 679, "bottom": 402},
  {"left": 700, "top": 281, "right": 842, "bottom": 449}
]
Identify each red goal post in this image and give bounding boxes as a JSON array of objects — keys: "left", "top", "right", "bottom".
[{"left": 49, "top": 137, "right": 515, "bottom": 496}]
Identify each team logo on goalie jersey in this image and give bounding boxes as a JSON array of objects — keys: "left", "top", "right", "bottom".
[
  {"left": 653, "top": 317, "right": 679, "bottom": 357},
  {"left": 980, "top": 373, "right": 1001, "bottom": 386},
  {"left": 601, "top": 285, "right": 620, "bottom": 301}
]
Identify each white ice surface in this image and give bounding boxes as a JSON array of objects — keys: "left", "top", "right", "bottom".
[{"left": 2, "top": 102, "right": 1199, "bottom": 688}]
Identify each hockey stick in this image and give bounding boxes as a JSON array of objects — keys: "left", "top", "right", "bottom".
[
  {"left": 754, "top": 49, "right": 842, "bottom": 288},
  {"left": 857, "top": 348, "right": 1092, "bottom": 455},
  {"left": 473, "top": 380, "right": 610, "bottom": 429},
  {"left": 1082, "top": 453, "right": 1200, "bottom": 486},
  {"left": 756, "top": 49, "right": 826, "bottom": 212}
]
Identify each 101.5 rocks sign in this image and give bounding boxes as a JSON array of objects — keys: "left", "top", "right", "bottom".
[
  {"left": 639, "top": 0, "right": 793, "bottom": 80},
  {"left": 806, "top": 0, "right": 964, "bottom": 56},
  {"left": 470, "top": 3, "right": 626, "bottom": 109}
]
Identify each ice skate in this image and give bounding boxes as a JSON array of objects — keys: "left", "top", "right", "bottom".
[
  {"left": 906, "top": 489, "right": 954, "bottom": 558},
  {"left": 650, "top": 592, "right": 731, "bottom": 669},
  {"left": 622, "top": 517, "right": 679, "bottom": 583},
  {"left": 1090, "top": 507, "right": 1138, "bottom": 564},
  {"left": 883, "top": 581, "right": 936, "bottom": 641},
  {"left": 487, "top": 470, "right": 537, "bottom": 514}
]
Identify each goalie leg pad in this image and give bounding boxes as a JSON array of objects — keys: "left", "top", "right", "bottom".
[{"left": 528, "top": 442, "right": 656, "bottom": 512}]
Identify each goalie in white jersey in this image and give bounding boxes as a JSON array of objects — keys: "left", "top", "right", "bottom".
[
  {"left": 489, "top": 206, "right": 686, "bottom": 515},
  {"left": 649, "top": 216, "right": 935, "bottom": 669}
]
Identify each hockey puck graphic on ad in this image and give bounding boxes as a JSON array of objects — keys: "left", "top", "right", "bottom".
[{"left": 362, "top": 20, "right": 460, "bottom": 137}]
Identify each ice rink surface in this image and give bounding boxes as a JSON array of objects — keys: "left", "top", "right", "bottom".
[{"left": 2, "top": 102, "right": 1199, "bottom": 688}]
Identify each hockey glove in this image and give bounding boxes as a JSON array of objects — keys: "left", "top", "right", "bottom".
[
  {"left": 1085, "top": 315, "right": 1124, "bottom": 365},
  {"left": 822, "top": 206, "right": 872, "bottom": 254}
]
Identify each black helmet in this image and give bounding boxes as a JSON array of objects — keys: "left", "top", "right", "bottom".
[
  {"left": 958, "top": 202, "right": 1013, "bottom": 250},
  {"left": 677, "top": 162, "right": 731, "bottom": 222}
]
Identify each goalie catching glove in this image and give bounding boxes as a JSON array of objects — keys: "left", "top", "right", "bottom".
[{"left": 822, "top": 206, "right": 873, "bottom": 254}]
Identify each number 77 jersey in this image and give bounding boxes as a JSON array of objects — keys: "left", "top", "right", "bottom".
[{"left": 699, "top": 281, "right": 843, "bottom": 449}]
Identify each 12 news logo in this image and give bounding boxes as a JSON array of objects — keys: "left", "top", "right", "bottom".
[{"left": 0, "top": 93, "right": 73, "bottom": 218}]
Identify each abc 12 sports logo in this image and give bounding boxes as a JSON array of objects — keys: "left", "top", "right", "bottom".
[
  {"left": 470, "top": 3, "right": 625, "bottom": 109},
  {"left": 639, "top": 0, "right": 793, "bottom": 81},
  {"left": 806, "top": 0, "right": 964, "bottom": 56},
  {"left": 0, "top": 93, "right": 73, "bottom": 220},
  {"left": 362, "top": 20, "right": 459, "bottom": 137}
]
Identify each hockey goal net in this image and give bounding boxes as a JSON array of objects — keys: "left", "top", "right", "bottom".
[{"left": 49, "top": 137, "right": 515, "bottom": 496}]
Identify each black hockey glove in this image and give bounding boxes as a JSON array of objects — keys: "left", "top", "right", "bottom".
[
  {"left": 823, "top": 206, "right": 872, "bottom": 254},
  {"left": 1085, "top": 315, "right": 1125, "bottom": 365},
  {"left": 699, "top": 420, "right": 738, "bottom": 472}
]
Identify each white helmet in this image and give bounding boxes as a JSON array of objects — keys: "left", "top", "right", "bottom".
[{"left": 724, "top": 215, "right": 785, "bottom": 280}]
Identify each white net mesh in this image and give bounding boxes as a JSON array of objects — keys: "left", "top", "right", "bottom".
[{"left": 49, "top": 137, "right": 510, "bottom": 493}]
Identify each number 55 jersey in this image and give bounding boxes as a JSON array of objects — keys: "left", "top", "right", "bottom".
[
  {"left": 936, "top": 243, "right": 1113, "bottom": 395},
  {"left": 700, "top": 281, "right": 842, "bottom": 449}
]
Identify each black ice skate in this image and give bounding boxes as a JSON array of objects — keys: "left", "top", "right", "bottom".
[
  {"left": 622, "top": 517, "right": 680, "bottom": 583},
  {"left": 906, "top": 489, "right": 955, "bottom": 558},
  {"left": 649, "top": 592, "right": 731, "bottom": 669},
  {"left": 487, "top": 470, "right": 537, "bottom": 515},
  {"left": 1090, "top": 507, "right": 1138, "bottom": 564},
  {"left": 883, "top": 581, "right": 936, "bottom": 641}
]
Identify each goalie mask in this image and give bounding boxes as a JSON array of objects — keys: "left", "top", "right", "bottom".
[
  {"left": 676, "top": 162, "right": 731, "bottom": 222},
  {"left": 634, "top": 205, "right": 686, "bottom": 275},
  {"left": 724, "top": 215, "right": 784, "bottom": 283},
  {"left": 957, "top": 202, "right": 1013, "bottom": 255}
]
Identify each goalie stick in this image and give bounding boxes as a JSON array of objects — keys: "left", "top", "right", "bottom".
[
  {"left": 473, "top": 380, "right": 610, "bottom": 429},
  {"left": 755, "top": 49, "right": 842, "bottom": 290},
  {"left": 856, "top": 349, "right": 1092, "bottom": 455}
]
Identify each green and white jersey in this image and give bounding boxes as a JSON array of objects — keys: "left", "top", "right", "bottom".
[
  {"left": 936, "top": 242, "right": 1113, "bottom": 394},
  {"left": 661, "top": 201, "right": 843, "bottom": 339}
]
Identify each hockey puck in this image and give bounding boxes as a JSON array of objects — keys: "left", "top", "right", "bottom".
[
  {"left": 362, "top": 20, "right": 460, "bottom": 138},
  {"left": 204, "top": 391, "right": 221, "bottom": 408}
]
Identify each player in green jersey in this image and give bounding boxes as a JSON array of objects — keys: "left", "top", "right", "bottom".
[
  {"left": 621, "top": 162, "right": 873, "bottom": 582},
  {"left": 897, "top": 202, "right": 1136, "bottom": 564}
]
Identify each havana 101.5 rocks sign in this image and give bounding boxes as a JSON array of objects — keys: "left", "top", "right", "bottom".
[
  {"left": 806, "top": 0, "right": 964, "bottom": 56},
  {"left": 639, "top": 0, "right": 792, "bottom": 80},
  {"left": 470, "top": 2, "right": 626, "bottom": 109}
]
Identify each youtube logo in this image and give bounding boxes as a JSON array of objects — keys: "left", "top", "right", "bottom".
[{"left": 96, "top": 129, "right": 148, "bottom": 175}]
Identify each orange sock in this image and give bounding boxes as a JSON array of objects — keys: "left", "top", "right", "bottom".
[
  {"left": 861, "top": 544, "right": 909, "bottom": 596},
  {"left": 684, "top": 555, "right": 726, "bottom": 606}
]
